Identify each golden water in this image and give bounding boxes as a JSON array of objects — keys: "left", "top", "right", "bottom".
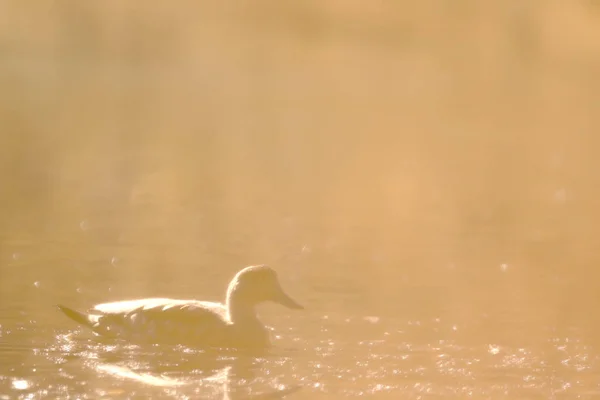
[{"left": 1, "top": 1, "right": 600, "bottom": 398}]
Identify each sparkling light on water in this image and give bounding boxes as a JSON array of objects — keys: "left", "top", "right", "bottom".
[{"left": 11, "top": 379, "right": 30, "bottom": 390}]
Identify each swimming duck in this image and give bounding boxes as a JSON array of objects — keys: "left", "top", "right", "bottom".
[{"left": 57, "top": 265, "right": 303, "bottom": 349}]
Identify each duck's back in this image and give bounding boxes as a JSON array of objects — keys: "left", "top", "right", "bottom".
[{"left": 94, "top": 298, "right": 227, "bottom": 317}]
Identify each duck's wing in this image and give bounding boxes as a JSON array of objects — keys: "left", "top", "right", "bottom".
[
  {"left": 111, "top": 302, "right": 230, "bottom": 344},
  {"left": 59, "top": 300, "right": 230, "bottom": 345}
]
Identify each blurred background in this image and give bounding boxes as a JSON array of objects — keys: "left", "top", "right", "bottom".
[{"left": 1, "top": 1, "right": 600, "bottom": 398}]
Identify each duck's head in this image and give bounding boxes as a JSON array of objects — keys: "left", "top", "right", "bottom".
[{"left": 226, "top": 265, "right": 304, "bottom": 310}]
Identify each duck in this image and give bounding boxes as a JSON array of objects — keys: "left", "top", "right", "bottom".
[{"left": 57, "top": 265, "right": 303, "bottom": 349}]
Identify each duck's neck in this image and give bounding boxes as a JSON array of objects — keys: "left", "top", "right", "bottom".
[
  {"left": 226, "top": 293, "right": 260, "bottom": 325},
  {"left": 226, "top": 289, "right": 270, "bottom": 349}
]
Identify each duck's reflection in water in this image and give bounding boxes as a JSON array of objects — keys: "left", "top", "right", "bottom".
[
  {"left": 75, "top": 344, "right": 302, "bottom": 399},
  {"left": 96, "top": 362, "right": 187, "bottom": 387}
]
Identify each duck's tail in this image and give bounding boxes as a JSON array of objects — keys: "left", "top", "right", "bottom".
[{"left": 57, "top": 304, "right": 95, "bottom": 329}]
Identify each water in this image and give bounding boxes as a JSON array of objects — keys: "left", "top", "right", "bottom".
[
  {"left": 2, "top": 1, "right": 600, "bottom": 398},
  {"left": 2, "top": 319, "right": 600, "bottom": 399},
  {"left": 2, "top": 245, "right": 600, "bottom": 399}
]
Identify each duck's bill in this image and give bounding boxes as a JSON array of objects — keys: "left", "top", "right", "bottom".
[{"left": 275, "top": 288, "right": 304, "bottom": 310}]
